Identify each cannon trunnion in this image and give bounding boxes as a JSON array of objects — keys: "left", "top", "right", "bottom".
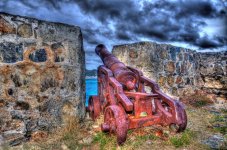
[{"left": 87, "top": 44, "right": 187, "bottom": 145}]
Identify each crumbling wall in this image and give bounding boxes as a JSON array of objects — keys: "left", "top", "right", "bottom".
[
  {"left": 112, "top": 42, "right": 226, "bottom": 101},
  {"left": 195, "top": 52, "right": 227, "bottom": 100},
  {"left": 0, "top": 13, "right": 85, "bottom": 146}
]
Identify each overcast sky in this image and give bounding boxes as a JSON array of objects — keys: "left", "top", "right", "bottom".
[{"left": 0, "top": 0, "right": 226, "bottom": 70}]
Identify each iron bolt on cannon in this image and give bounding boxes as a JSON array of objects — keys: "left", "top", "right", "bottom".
[{"left": 87, "top": 44, "right": 187, "bottom": 145}]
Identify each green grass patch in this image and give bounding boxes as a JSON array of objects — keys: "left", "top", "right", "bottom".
[
  {"left": 61, "top": 132, "right": 82, "bottom": 150},
  {"left": 221, "top": 108, "right": 227, "bottom": 114},
  {"left": 184, "top": 94, "right": 213, "bottom": 107},
  {"left": 169, "top": 129, "right": 195, "bottom": 148},
  {"left": 190, "top": 97, "right": 213, "bottom": 107},
  {"left": 130, "top": 134, "right": 157, "bottom": 147},
  {"left": 210, "top": 114, "right": 227, "bottom": 135},
  {"left": 214, "top": 115, "right": 225, "bottom": 122},
  {"left": 93, "top": 132, "right": 115, "bottom": 150},
  {"left": 214, "top": 126, "right": 227, "bottom": 135},
  {"left": 136, "top": 134, "right": 157, "bottom": 141},
  {"left": 93, "top": 130, "right": 159, "bottom": 149},
  {"left": 192, "top": 100, "right": 210, "bottom": 107},
  {"left": 62, "top": 132, "right": 73, "bottom": 141}
]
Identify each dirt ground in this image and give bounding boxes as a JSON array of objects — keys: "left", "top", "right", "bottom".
[{"left": 1, "top": 102, "right": 227, "bottom": 150}]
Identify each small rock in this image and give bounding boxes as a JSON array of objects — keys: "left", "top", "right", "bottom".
[
  {"left": 2, "top": 130, "right": 24, "bottom": 140},
  {"left": 0, "top": 42, "right": 24, "bottom": 63},
  {"left": 0, "top": 17, "right": 16, "bottom": 35},
  {"left": 0, "top": 99, "right": 6, "bottom": 107},
  {"left": 129, "top": 50, "right": 138, "bottom": 58},
  {"left": 209, "top": 110, "right": 220, "bottom": 115},
  {"left": 31, "top": 131, "right": 48, "bottom": 141},
  {"left": 38, "top": 118, "right": 50, "bottom": 130},
  {"left": 10, "top": 110, "right": 24, "bottom": 120},
  {"left": 92, "top": 125, "right": 99, "bottom": 129},
  {"left": 9, "top": 137, "right": 24, "bottom": 146},
  {"left": 24, "top": 120, "right": 38, "bottom": 134},
  {"left": 167, "top": 76, "right": 174, "bottom": 86},
  {"left": 163, "top": 130, "right": 170, "bottom": 135},
  {"left": 79, "top": 136, "right": 93, "bottom": 144},
  {"left": 165, "top": 61, "right": 175, "bottom": 74},
  {"left": 130, "top": 136, "right": 136, "bottom": 141},
  {"left": 146, "top": 140, "right": 152, "bottom": 145},
  {"left": 0, "top": 135, "right": 4, "bottom": 145},
  {"left": 61, "top": 143, "right": 69, "bottom": 150},
  {"left": 158, "top": 75, "right": 166, "bottom": 86},
  {"left": 2, "top": 130, "right": 25, "bottom": 146},
  {"left": 175, "top": 76, "right": 183, "bottom": 84},
  {"left": 203, "top": 134, "right": 225, "bottom": 150},
  {"left": 17, "top": 24, "right": 32, "bottom": 38},
  {"left": 215, "top": 98, "right": 225, "bottom": 104}
]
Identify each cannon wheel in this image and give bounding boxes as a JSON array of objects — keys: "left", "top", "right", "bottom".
[
  {"left": 102, "top": 105, "right": 128, "bottom": 145},
  {"left": 168, "top": 103, "right": 187, "bottom": 133},
  {"left": 170, "top": 105, "right": 187, "bottom": 132},
  {"left": 158, "top": 101, "right": 187, "bottom": 132},
  {"left": 88, "top": 96, "right": 101, "bottom": 120}
]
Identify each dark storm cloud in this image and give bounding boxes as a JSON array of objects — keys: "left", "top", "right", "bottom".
[
  {"left": 195, "top": 36, "right": 227, "bottom": 48},
  {"left": 0, "top": 0, "right": 226, "bottom": 69},
  {"left": 74, "top": 0, "right": 226, "bottom": 49},
  {"left": 116, "top": 32, "right": 133, "bottom": 41},
  {"left": 74, "top": 0, "right": 135, "bottom": 22},
  {"left": 175, "top": 0, "right": 218, "bottom": 18},
  {"left": 16, "top": 0, "right": 61, "bottom": 9}
]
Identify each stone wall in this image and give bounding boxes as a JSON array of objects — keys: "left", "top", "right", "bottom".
[
  {"left": 0, "top": 13, "right": 85, "bottom": 145},
  {"left": 112, "top": 42, "right": 226, "bottom": 101},
  {"left": 196, "top": 52, "right": 227, "bottom": 100}
]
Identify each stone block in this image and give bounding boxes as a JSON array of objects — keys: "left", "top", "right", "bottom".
[
  {"left": 169, "top": 47, "right": 180, "bottom": 61},
  {"left": 165, "top": 61, "right": 175, "bottom": 74},
  {"left": 167, "top": 75, "right": 175, "bottom": 86},
  {"left": 18, "top": 24, "right": 32, "bottom": 38},
  {"left": 0, "top": 42, "right": 23, "bottom": 63},
  {"left": 175, "top": 76, "right": 183, "bottom": 84},
  {"left": 0, "top": 16, "right": 16, "bottom": 35},
  {"left": 0, "top": 12, "right": 85, "bottom": 145},
  {"left": 158, "top": 75, "right": 166, "bottom": 86},
  {"left": 129, "top": 50, "right": 138, "bottom": 58}
]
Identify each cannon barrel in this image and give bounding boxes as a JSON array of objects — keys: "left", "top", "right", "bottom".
[{"left": 95, "top": 44, "right": 137, "bottom": 90}]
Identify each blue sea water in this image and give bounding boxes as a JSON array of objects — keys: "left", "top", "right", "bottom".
[{"left": 85, "top": 78, "right": 98, "bottom": 106}]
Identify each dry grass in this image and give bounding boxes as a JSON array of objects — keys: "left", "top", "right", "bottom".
[
  {"left": 3, "top": 116, "right": 92, "bottom": 150},
  {"left": 2, "top": 103, "right": 227, "bottom": 150},
  {"left": 91, "top": 104, "right": 226, "bottom": 150},
  {"left": 181, "top": 94, "right": 214, "bottom": 107},
  {"left": 209, "top": 109, "right": 227, "bottom": 135}
]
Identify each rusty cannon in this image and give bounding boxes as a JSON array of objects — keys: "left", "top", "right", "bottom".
[{"left": 87, "top": 44, "right": 187, "bottom": 145}]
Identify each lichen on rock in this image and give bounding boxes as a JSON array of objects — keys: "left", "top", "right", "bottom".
[{"left": 0, "top": 12, "right": 85, "bottom": 146}]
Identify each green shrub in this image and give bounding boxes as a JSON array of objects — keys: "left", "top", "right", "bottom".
[
  {"left": 169, "top": 129, "right": 194, "bottom": 148},
  {"left": 93, "top": 132, "right": 115, "bottom": 150},
  {"left": 187, "top": 94, "right": 213, "bottom": 107},
  {"left": 211, "top": 115, "right": 227, "bottom": 135}
]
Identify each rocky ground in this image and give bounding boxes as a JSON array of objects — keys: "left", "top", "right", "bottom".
[{"left": 1, "top": 100, "right": 226, "bottom": 150}]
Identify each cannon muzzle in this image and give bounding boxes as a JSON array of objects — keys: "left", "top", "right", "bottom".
[{"left": 95, "top": 44, "right": 137, "bottom": 90}]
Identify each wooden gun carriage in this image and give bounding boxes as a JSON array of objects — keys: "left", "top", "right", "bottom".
[{"left": 87, "top": 44, "right": 187, "bottom": 145}]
